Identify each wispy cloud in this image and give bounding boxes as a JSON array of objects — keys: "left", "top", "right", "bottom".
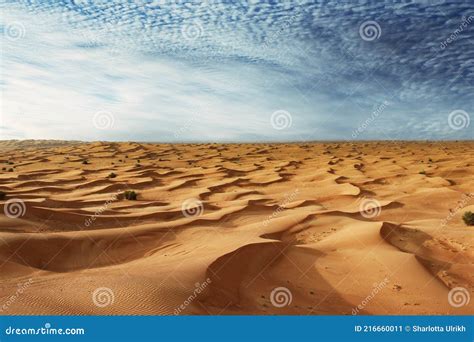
[{"left": 1, "top": 0, "right": 473, "bottom": 141}]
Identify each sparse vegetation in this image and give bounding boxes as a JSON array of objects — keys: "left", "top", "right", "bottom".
[
  {"left": 107, "top": 172, "right": 117, "bottom": 179},
  {"left": 82, "top": 160, "right": 89, "bottom": 165},
  {"left": 124, "top": 190, "right": 138, "bottom": 200},
  {"left": 462, "top": 211, "right": 474, "bottom": 226},
  {"left": 0, "top": 191, "right": 6, "bottom": 200},
  {"left": 8, "top": 168, "right": 13, "bottom": 172},
  {"left": 419, "top": 170, "right": 426, "bottom": 175}
]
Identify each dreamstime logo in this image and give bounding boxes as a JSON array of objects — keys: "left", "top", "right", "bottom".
[
  {"left": 93, "top": 111, "right": 115, "bottom": 130},
  {"left": 0, "top": 278, "right": 33, "bottom": 313},
  {"left": 181, "top": 198, "right": 204, "bottom": 218},
  {"left": 174, "top": 278, "right": 212, "bottom": 315},
  {"left": 174, "top": 115, "right": 198, "bottom": 139},
  {"left": 448, "top": 287, "right": 470, "bottom": 308},
  {"left": 352, "top": 100, "right": 389, "bottom": 138},
  {"left": 352, "top": 277, "right": 390, "bottom": 315},
  {"left": 440, "top": 14, "right": 473, "bottom": 50},
  {"left": 448, "top": 110, "right": 470, "bottom": 130},
  {"left": 262, "top": 188, "right": 299, "bottom": 226},
  {"left": 73, "top": 0, "right": 93, "bottom": 5},
  {"left": 270, "top": 287, "right": 292, "bottom": 308},
  {"left": 262, "top": 11, "right": 302, "bottom": 48},
  {"left": 84, "top": 190, "right": 122, "bottom": 228},
  {"left": 4, "top": 22, "right": 26, "bottom": 41},
  {"left": 92, "top": 287, "right": 115, "bottom": 307},
  {"left": 181, "top": 22, "right": 203, "bottom": 41},
  {"left": 270, "top": 110, "right": 292, "bottom": 130},
  {"left": 441, "top": 193, "right": 473, "bottom": 228},
  {"left": 359, "top": 198, "right": 382, "bottom": 218},
  {"left": 4, "top": 199, "right": 26, "bottom": 219},
  {"left": 359, "top": 21, "right": 382, "bottom": 41}
]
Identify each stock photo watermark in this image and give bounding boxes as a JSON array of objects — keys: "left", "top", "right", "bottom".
[
  {"left": 0, "top": 278, "right": 34, "bottom": 313},
  {"left": 448, "top": 110, "right": 470, "bottom": 130},
  {"left": 359, "top": 20, "right": 382, "bottom": 41},
  {"left": 352, "top": 277, "right": 390, "bottom": 315},
  {"left": 359, "top": 198, "right": 382, "bottom": 219},
  {"left": 3, "top": 198, "right": 27, "bottom": 219},
  {"left": 270, "top": 287, "right": 293, "bottom": 308},
  {"left": 270, "top": 110, "right": 293, "bottom": 130},
  {"left": 440, "top": 15, "right": 474, "bottom": 50},
  {"left": 181, "top": 198, "right": 204, "bottom": 218},
  {"left": 448, "top": 287, "right": 470, "bottom": 308},
  {"left": 174, "top": 278, "right": 212, "bottom": 315},
  {"left": 92, "top": 287, "right": 115, "bottom": 308},
  {"left": 262, "top": 188, "right": 299, "bottom": 226}
]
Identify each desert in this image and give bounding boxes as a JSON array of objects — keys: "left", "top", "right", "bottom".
[{"left": 0, "top": 140, "right": 473, "bottom": 315}]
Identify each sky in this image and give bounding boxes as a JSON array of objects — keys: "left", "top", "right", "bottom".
[{"left": 0, "top": 0, "right": 473, "bottom": 142}]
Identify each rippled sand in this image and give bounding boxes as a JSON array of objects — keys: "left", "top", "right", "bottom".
[{"left": 0, "top": 141, "right": 472, "bottom": 315}]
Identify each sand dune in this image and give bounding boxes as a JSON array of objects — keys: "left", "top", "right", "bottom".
[{"left": 0, "top": 141, "right": 472, "bottom": 315}]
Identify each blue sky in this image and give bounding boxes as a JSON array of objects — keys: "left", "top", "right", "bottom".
[{"left": 0, "top": 0, "right": 473, "bottom": 141}]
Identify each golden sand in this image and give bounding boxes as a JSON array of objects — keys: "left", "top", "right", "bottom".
[{"left": 0, "top": 141, "right": 473, "bottom": 315}]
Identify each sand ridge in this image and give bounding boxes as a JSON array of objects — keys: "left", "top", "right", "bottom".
[{"left": 0, "top": 141, "right": 473, "bottom": 315}]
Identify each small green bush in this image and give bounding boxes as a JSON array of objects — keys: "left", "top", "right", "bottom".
[
  {"left": 82, "top": 160, "right": 89, "bottom": 165},
  {"left": 462, "top": 211, "right": 474, "bottom": 226},
  {"left": 419, "top": 170, "right": 426, "bottom": 175},
  {"left": 124, "top": 190, "right": 138, "bottom": 200},
  {"left": 108, "top": 172, "right": 117, "bottom": 179}
]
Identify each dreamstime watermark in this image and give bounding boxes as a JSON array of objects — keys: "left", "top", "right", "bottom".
[
  {"left": 84, "top": 190, "right": 122, "bottom": 228},
  {"left": 262, "top": 11, "right": 302, "bottom": 49},
  {"left": 92, "top": 287, "right": 115, "bottom": 308},
  {"left": 440, "top": 15, "right": 474, "bottom": 50},
  {"left": 174, "top": 278, "right": 212, "bottom": 315},
  {"left": 0, "top": 278, "right": 33, "bottom": 313},
  {"left": 181, "top": 198, "right": 204, "bottom": 218},
  {"left": 448, "top": 287, "right": 470, "bottom": 308},
  {"left": 93, "top": 111, "right": 115, "bottom": 130},
  {"left": 352, "top": 100, "right": 389, "bottom": 138},
  {"left": 270, "top": 287, "right": 293, "bottom": 308},
  {"left": 173, "top": 115, "right": 198, "bottom": 139},
  {"left": 359, "top": 20, "right": 381, "bottom": 41},
  {"left": 448, "top": 110, "right": 470, "bottom": 130},
  {"left": 5, "top": 323, "right": 85, "bottom": 336},
  {"left": 441, "top": 193, "right": 473, "bottom": 228},
  {"left": 262, "top": 188, "right": 299, "bottom": 226},
  {"left": 181, "top": 22, "right": 203, "bottom": 41},
  {"left": 3, "top": 198, "right": 26, "bottom": 218},
  {"left": 359, "top": 197, "right": 382, "bottom": 219},
  {"left": 270, "top": 110, "right": 292, "bottom": 130},
  {"left": 352, "top": 277, "right": 390, "bottom": 315},
  {"left": 4, "top": 22, "right": 26, "bottom": 41}
]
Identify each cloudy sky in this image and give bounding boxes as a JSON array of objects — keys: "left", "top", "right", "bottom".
[{"left": 1, "top": 0, "right": 473, "bottom": 141}]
